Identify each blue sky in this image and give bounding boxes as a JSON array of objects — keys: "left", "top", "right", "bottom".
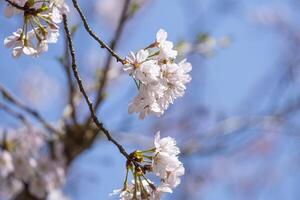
[{"left": 0, "top": 0, "right": 299, "bottom": 199}]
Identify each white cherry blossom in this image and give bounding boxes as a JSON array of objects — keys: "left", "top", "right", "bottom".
[
  {"left": 158, "top": 40, "right": 178, "bottom": 60},
  {"left": 156, "top": 29, "right": 167, "bottom": 44},
  {"left": 154, "top": 132, "right": 180, "bottom": 156},
  {"left": 50, "top": 0, "right": 70, "bottom": 14},
  {"left": 128, "top": 84, "right": 164, "bottom": 119},
  {"left": 0, "top": 128, "right": 67, "bottom": 199},
  {"left": 124, "top": 49, "right": 149, "bottom": 75},
  {"left": 152, "top": 151, "right": 181, "bottom": 178},
  {"left": 124, "top": 29, "right": 192, "bottom": 119},
  {"left": 4, "top": 29, "right": 37, "bottom": 58},
  {"left": 133, "top": 60, "right": 160, "bottom": 84},
  {"left": 4, "top": 0, "right": 26, "bottom": 18},
  {"left": 0, "top": 150, "right": 14, "bottom": 178},
  {"left": 111, "top": 131, "right": 184, "bottom": 200},
  {"left": 3, "top": 0, "right": 69, "bottom": 57},
  {"left": 163, "top": 164, "right": 185, "bottom": 189},
  {"left": 29, "top": 175, "right": 48, "bottom": 199},
  {"left": 109, "top": 185, "right": 134, "bottom": 200},
  {"left": 47, "top": 189, "right": 70, "bottom": 200},
  {"left": 13, "top": 157, "right": 37, "bottom": 181}
]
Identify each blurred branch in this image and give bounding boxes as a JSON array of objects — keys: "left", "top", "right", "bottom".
[
  {"left": 0, "top": 102, "right": 30, "bottom": 127},
  {"left": 14, "top": 183, "right": 40, "bottom": 200},
  {"left": 275, "top": 94, "right": 300, "bottom": 118},
  {"left": 0, "top": 85, "right": 61, "bottom": 135},
  {"left": 181, "top": 115, "right": 277, "bottom": 156},
  {"left": 182, "top": 96, "right": 300, "bottom": 157},
  {"left": 71, "top": 0, "right": 125, "bottom": 64}
]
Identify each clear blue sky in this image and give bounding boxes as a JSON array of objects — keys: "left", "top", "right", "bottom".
[{"left": 0, "top": 0, "right": 299, "bottom": 199}]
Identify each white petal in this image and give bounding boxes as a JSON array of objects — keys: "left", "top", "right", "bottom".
[
  {"left": 12, "top": 46, "right": 22, "bottom": 58},
  {"left": 51, "top": 7, "right": 63, "bottom": 24},
  {"left": 23, "top": 46, "right": 37, "bottom": 56},
  {"left": 4, "top": 6, "right": 14, "bottom": 18},
  {"left": 156, "top": 29, "right": 167, "bottom": 43},
  {"left": 136, "top": 49, "right": 149, "bottom": 63}
]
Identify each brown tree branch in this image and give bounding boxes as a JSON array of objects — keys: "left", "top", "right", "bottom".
[
  {"left": 4, "top": 0, "right": 40, "bottom": 15},
  {"left": 0, "top": 102, "right": 30, "bottom": 127},
  {"left": 62, "top": 14, "right": 130, "bottom": 160},
  {"left": 0, "top": 85, "right": 61, "bottom": 135},
  {"left": 71, "top": 0, "right": 126, "bottom": 64},
  {"left": 94, "top": 0, "right": 131, "bottom": 110},
  {"left": 60, "top": 33, "right": 78, "bottom": 124},
  {"left": 84, "top": 0, "right": 132, "bottom": 126}
]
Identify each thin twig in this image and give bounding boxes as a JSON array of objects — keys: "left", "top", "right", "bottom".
[
  {"left": 0, "top": 103, "right": 30, "bottom": 127},
  {"left": 5, "top": 0, "right": 27, "bottom": 11},
  {"left": 84, "top": 0, "right": 132, "bottom": 126},
  {"left": 0, "top": 85, "right": 60, "bottom": 134},
  {"left": 4, "top": 0, "right": 38, "bottom": 14},
  {"left": 62, "top": 14, "right": 130, "bottom": 160},
  {"left": 94, "top": 0, "right": 131, "bottom": 110},
  {"left": 61, "top": 32, "right": 78, "bottom": 124},
  {"left": 71, "top": 0, "right": 126, "bottom": 64}
]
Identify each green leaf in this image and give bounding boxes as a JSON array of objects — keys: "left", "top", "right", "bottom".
[{"left": 71, "top": 24, "right": 80, "bottom": 36}]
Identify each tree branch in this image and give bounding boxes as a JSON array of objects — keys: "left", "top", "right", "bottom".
[
  {"left": 0, "top": 102, "right": 30, "bottom": 127},
  {"left": 0, "top": 85, "right": 61, "bottom": 135},
  {"left": 61, "top": 32, "right": 78, "bottom": 124},
  {"left": 4, "top": 0, "right": 39, "bottom": 15},
  {"left": 71, "top": 0, "right": 126, "bottom": 64},
  {"left": 94, "top": 0, "right": 131, "bottom": 109},
  {"left": 62, "top": 14, "right": 130, "bottom": 160},
  {"left": 84, "top": 0, "right": 132, "bottom": 126}
]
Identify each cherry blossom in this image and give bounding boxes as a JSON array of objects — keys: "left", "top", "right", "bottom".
[
  {"left": 0, "top": 128, "right": 67, "bottom": 199},
  {"left": 4, "top": 0, "right": 26, "bottom": 18},
  {"left": 3, "top": 0, "right": 69, "bottom": 57},
  {"left": 0, "top": 150, "right": 14, "bottom": 178},
  {"left": 123, "top": 29, "right": 192, "bottom": 119},
  {"left": 111, "top": 132, "right": 184, "bottom": 199}
]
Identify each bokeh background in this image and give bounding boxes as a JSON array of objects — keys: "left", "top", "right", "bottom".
[{"left": 1, "top": 0, "right": 300, "bottom": 199}]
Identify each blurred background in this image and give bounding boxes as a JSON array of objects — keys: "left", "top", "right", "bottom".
[{"left": 1, "top": 0, "right": 300, "bottom": 199}]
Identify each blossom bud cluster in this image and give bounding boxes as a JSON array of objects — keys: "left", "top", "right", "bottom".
[
  {"left": 111, "top": 132, "right": 184, "bottom": 200},
  {"left": 3, "top": 0, "right": 69, "bottom": 58},
  {"left": 0, "top": 128, "right": 68, "bottom": 200},
  {"left": 123, "top": 29, "right": 192, "bottom": 119}
]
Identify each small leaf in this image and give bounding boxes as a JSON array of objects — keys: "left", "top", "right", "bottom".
[{"left": 71, "top": 24, "right": 80, "bottom": 36}]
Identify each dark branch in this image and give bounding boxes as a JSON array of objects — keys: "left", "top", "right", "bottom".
[
  {"left": 0, "top": 85, "right": 60, "bottom": 135},
  {"left": 5, "top": 0, "right": 27, "bottom": 11},
  {"left": 94, "top": 0, "right": 131, "bottom": 110},
  {"left": 71, "top": 0, "right": 126, "bottom": 64},
  {"left": 85, "top": 0, "right": 132, "bottom": 126},
  {"left": 0, "top": 103, "right": 30, "bottom": 127},
  {"left": 62, "top": 14, "right": 130, "bottom": 160},
  {"left": 61, "top": 32, "right": 78, "bottom": 124},
  {"left": 4, "top": 0, "right": 39, "bottom": 15}
]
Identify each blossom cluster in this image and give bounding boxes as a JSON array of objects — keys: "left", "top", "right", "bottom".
[
  {"left": 111, "top": 132, "right": 184, "bottom": 200},
  {"left": 123, "top": 29, "right": 192, "bottom": 119},
  {"left": 3, "top": 0, "right": 69, "bottom": 58},
  {"left": 0, "top": 128, "right": 68, "bottom": 200}
]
